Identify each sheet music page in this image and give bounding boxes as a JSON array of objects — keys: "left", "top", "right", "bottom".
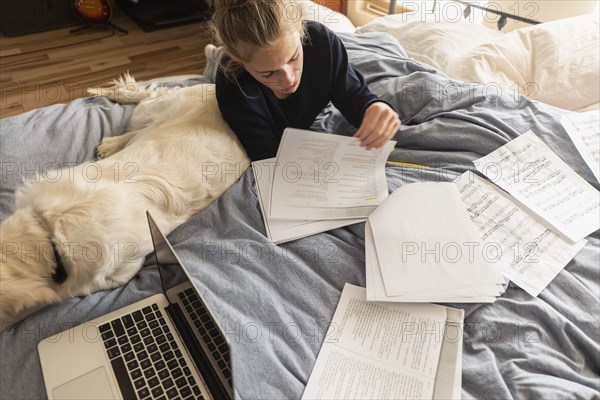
[
  {"left": 302, "top": 284, "right": 448, "bottom": 400},
  {"left": 474, "top": 130, "right": 600, "bottom": 243},
  {"left": 561, "top": 111, "right": 600, "bottom": 181},
  {"left": 270, "top": 128, "right": 395, "bottom": 220},
  {"left": 252, "top": 159, "right": 364, "bottom": 243},
  {"left": 454, "top": 172, "right": 587, "bottom": 297},
  {"left": 368, "top": 182, "right": 504, "bottom": 298}
]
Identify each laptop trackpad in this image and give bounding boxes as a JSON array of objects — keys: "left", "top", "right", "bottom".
[{"left": 52, "top": 366, "right": 115, "bottom": 399}]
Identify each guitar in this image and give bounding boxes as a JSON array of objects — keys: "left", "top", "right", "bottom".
[{"left": 72, "top": 0, "right": 112, "bottom": 25}]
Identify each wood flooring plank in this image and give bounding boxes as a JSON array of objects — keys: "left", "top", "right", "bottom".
[
  {"left": 88, "top": 56, "right": 133, "bottom": 72},
  {"left": 0, "top": 104, "right": 25, "bottom": 119},
  {"left": 46, "top": 38, "right": 129, "bottom": 60},
  {"left": 9, "top": 65, "right": 94, "bottom": 85},
  {"left": 1, "top": 53, "right": 51, "bottom": 70}
]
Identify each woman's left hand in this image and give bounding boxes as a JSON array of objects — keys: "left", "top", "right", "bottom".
[{"left": 353, "top": 102, "right": 401, "bottom": 150}]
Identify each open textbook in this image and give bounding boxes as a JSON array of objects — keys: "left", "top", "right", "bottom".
[
  {"left": 302, "top": 284, "right": 464, "bottom": 400},
  {"left": 252, "top": 158, "right": 364, "bottom": 244},
  {"left": 269, "top": 128, "right": 395, "bottom": 221},
  {"left": 561, "top": 111, "right": 600, "bottom": 182}
]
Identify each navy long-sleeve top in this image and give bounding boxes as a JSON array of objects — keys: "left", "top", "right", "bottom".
[{"left": 215, "top": 21, "right": 382, "bottom": 161}]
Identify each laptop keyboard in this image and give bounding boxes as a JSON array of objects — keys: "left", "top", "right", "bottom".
[
  {"left": 179, "top": 288, "right": 232, "bottom": 385},
  {"left": 99, "top": 304, "right": 205, "bottom": 400}
]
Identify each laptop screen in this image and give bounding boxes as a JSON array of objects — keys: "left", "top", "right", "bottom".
[
  {"left": 148, "top": 221, "right": 187, "bottom": 296},
  {"left": 146, "top": 211, "right": 234, "bottom": 399}
]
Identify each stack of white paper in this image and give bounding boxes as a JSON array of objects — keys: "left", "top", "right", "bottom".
[
  {"left": 253, "top": 159, "right": 364, "bottom": 244},
  {"left": 253, "top": 128, "right": 395, "bottom": 243},
  {"left": 366, "top": 182, "right": 506, "bottom": 303},
  {"left": 269, "top": 128, "right": 396, "bottom": 220},
  {"left": 302, "top": 283, "right": 464, "bottom": 400}
]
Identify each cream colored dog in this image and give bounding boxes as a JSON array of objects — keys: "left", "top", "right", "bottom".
[{"left": 0, "top": 76, "right": 249, "bottom": 331}]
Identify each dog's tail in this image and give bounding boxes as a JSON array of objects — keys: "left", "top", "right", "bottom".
[{"left": 88, "top": 72, "right": 172, "bottom": 104}]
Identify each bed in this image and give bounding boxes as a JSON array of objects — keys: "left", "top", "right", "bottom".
[{"left": 1, "top": 6, "right": 599, "bottom": 400}]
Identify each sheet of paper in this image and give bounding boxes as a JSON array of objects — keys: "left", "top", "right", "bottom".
[
  {"left": 270, "top": 128, "right": 395, "bottom": 220},
  {"left": 302, "top": 284, "right": 455, "bottom": 400},
  {"left": 252, "top": 159, "right": 364, "bottom": 243},
  {"left": 432, "top": 307, "right": 464, "bottom": 400},
  {"left": 453, "top": 172, "right": 586, "bottom": 297},
  {"left": 365, "top": 221, "right": 501, "bottom": 303},
  {"left": 368, "top": 182, "right": 504, "bottom": 299},
  {"left": 561, "top": 111, "right": 600, "bottom": 181},
  {"left": 474, "top": 130, "right": 600, "bottom": 243}
]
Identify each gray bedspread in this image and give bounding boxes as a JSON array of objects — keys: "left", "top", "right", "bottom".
[{"left": 1, "top": 31, "right": 598, "bottom": 400}]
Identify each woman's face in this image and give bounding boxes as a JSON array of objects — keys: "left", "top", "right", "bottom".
[{"left": 238, "top": 30, "right": 304, "bottom": 99}]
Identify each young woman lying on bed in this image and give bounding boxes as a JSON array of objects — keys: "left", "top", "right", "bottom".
[{"left": 206, "top": 0, "right": 400, "bottom": 161}]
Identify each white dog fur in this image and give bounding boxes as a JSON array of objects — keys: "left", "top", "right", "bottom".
[{"left": 0, "top": 75, "right": 249, "bottom": 331}]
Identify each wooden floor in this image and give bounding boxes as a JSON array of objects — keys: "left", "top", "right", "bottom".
[{"left": 0, "top": 13, "right": 212, "bottom": 118}]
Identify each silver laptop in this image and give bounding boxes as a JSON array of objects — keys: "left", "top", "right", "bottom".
[{"left": 38, "top": 211, "right": 233, "bottom": 400}]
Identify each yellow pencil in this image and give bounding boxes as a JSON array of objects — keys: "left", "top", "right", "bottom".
[{"left": 386, "top": 161, "right": 428, "bottom": 168}]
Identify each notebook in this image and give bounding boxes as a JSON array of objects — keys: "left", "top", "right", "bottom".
[{"left": 38, "top": 211, "right": 233, "bottom": 400}]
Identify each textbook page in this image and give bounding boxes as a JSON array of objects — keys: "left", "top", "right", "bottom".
[
  {"left": 270, "top": 128, "right": 395, "bottom": 220},
  {"left": 561, "top": 111, "right": 600, "bottom": 181},
  {"left": 252, "top": 159, "right": 364, "bottom": 243},
  {"left": 454, "top": 172, "right": 586, "bottom": 297},
  {"left": 302, "top": 284, "right": 450, "bottom": 400},
  {"left": 474, "top": 130, "right": 600, "bottom": 243},
  {"left": 368, "top": 182, "right": 504, "bottom": 299}
]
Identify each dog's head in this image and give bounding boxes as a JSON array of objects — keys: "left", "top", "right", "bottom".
[
  {"left": 0, "top": 207, "right": 64, "bottom": 331},
  {"left": 1, "top": 179, "right": 141, "bottom": 331}
]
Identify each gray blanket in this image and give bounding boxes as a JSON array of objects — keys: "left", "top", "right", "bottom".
[{"left": 1, "top": 31, "right": 598, "bottom": 399}]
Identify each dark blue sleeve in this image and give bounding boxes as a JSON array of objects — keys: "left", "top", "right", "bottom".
[
  {"left": 215, "top": 73, "right": 279, "bottom": 161},
  {"left": 325, "top": 27, "right": 382, "bottom": 128}
]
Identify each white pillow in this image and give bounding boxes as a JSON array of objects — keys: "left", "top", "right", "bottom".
[
  {"left": 445, "top": 13, "right": 600, "bottom": 111},
  {"left": 294, "top": 1, "right": 356, "bottom": 33},
  {"left": 356, "top": 14, "right": 503, "bottom": 70}
]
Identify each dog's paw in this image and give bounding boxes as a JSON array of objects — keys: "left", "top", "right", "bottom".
[{"left": 97, "top": 136, "right": 125, "bottom": 159}]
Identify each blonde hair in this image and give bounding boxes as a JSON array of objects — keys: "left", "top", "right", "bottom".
[{"left": 209, "top": 0, "right": 307, "bottom": 83}]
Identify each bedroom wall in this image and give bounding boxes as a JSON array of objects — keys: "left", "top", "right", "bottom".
[{"left": 480, "top": 0, "right": 598, "bottom": 31}]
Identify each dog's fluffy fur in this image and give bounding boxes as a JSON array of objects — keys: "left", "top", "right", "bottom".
[{"left": 0, "top": 76, "right": 249, "bottom": 330}]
